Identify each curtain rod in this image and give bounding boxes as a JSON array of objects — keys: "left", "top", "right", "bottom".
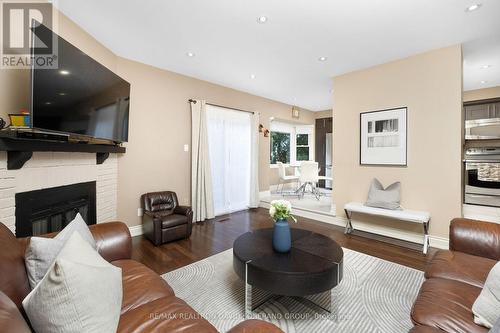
[{"left": 188, "top": 99, "right": 255, "bottom": 114}]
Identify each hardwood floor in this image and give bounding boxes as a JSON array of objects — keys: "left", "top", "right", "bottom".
[{"left": 131, "top": 207, "right": 436, "bottom": 275}]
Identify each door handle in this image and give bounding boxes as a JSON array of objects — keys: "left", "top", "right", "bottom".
[{"left": 466, "top": 193, "right": 500, "bottom": 199}]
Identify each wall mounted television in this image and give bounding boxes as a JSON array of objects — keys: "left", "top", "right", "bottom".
[{"left": 30, "top": 22, "right": 130, "bottom": 143}]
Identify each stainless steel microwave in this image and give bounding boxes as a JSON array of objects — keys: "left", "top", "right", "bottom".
[
  {"left": 465, "top": 101, "right": 500, "bottom": 140},
  {"left": 465, "top": 118, "right": 500, "bottom": 140}
]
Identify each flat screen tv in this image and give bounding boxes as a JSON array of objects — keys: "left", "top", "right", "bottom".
[{"left": 31, "top": 23, "right": 130, "bottom": 142}]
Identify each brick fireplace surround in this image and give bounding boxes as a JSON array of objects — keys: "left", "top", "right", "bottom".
[{"left": 0, "top": 152, "right": 118, "bottom": 235}]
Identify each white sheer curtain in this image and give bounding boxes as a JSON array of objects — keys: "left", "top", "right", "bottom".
[
  {"left": 249, "top": 113, "right": 260, "bottom": 207},
  {"left": 206, "top": 105, "right": 255, "bottom": 215},
  {"left": 190, "top": 100, "right": 215, "bottom": 222}
]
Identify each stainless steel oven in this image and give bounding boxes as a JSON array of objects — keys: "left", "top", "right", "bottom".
[{"left": 464, "top": 148, "right": 500, "bottom": 207}]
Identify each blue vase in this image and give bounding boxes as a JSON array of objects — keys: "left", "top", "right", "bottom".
[{"left": 273, "top": 218, "right": 292, "bottom": 253}]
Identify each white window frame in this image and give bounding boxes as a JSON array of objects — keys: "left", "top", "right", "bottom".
[{"left": 270, "top": 121, "right": 314, "bottom": 168}]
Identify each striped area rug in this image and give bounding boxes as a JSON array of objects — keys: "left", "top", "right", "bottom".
[{"left": 162, "top": 248, "right": 424, "bottom": 333}]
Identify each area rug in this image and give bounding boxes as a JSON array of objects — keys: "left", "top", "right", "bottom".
[{"left": 162, "top": 248, "right": 424, "bottom": 333}]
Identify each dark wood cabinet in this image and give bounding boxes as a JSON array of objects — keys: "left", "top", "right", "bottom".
[
  {"left": 465, "top": 102, "right": 500, "bottom": 120},
  {"left": 315, "top": 117, "right": 332, "bottom": 188}
]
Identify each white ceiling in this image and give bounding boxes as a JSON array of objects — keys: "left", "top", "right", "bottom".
[
  {"left": 53, "top": 0, "right": 500, "bottom": 111},
  {"left": 463, "top": 34, "right": 500, "bottom": 91}
]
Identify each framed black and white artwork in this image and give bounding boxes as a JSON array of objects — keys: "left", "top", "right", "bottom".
[{"left": 360, "top": 107, "right": 407, "bottom": 166}]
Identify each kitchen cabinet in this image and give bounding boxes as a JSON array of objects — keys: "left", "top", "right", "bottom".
[
  {"left": 494, "top": 103, "right": 500, "bottom": 118},
  {"left": 465, "top": 102, "right": 500, "bottom": 120}
]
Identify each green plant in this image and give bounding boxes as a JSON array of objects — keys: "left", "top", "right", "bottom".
[{"left": 269, "top": 200, "right": 297, "bottom": 223}]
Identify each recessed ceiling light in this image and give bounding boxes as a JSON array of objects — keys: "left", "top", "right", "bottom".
[
  {"left": 58, "top": 92, "right": 67, "bottom": 96},
  {"left": 465, "top": 4, "right": 482, "bottom": 12},
  {"left": 45, "top": 102, "right": 52, "bottom": 105},
  {"left": 318, "top": 56, "right": 328, "bottom": 62},
  {"left": 481, "top": 65, "right": 492, "bottom": 69},
  {"left": 250, "top": 74, "right": 256, "bottom": 79},
  {"left": 186, "top": 52, "right": 195, "bottom": 57},
  {"left": 480, "top": 80, "right": 488, "bottom": 84},
  {"left": 257, "top": 16, "right": 268, "bottom": 23},
  {"left": 59, "top": 70, "right": 70, "bottom": 75}
]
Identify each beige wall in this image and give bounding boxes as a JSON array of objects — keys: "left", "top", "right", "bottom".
[
  {"left": 116, "top": 58, "right": 315, "bottom": 226},
  {"left": 0, "top": 11, "right": 316, "bottom": 227},
  {"left": 463, "top": 86, "right": 500, "bottom": 102},
  {"left": 315, "top": 109, "right": 332, "bottom": 119},
  {"left": 332, "top": 45, "right": 463, "bottom": 239}
]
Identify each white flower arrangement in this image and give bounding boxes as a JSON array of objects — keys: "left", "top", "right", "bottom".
[{"left": 269, "top": 200, "right": 297, "bottom": 223}]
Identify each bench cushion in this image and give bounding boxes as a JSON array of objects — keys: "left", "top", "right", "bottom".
[{"left": 345, "top": 202, "right": 430, "bottom": 223}]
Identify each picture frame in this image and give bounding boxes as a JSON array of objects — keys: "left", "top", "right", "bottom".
[{"left": 360, "top": 107, "right": 407, "bottom": 166}]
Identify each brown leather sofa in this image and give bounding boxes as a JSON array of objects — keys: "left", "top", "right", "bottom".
[
  {"left": 411, "top": 218, "right": 500, "bottom": 333},
  {"left": 0, "top": 221, "right": 283, "bottom": 333},
  {"left": 141, "top": 191, "right": 193, "bottom": 246}
]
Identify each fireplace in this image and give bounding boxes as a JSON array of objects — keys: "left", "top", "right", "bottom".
[{"left": 15, "top": 182, "right": 96, "bottom": 237}]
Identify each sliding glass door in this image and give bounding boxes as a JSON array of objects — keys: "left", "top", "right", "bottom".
[{"left": 206, "top": 105, "right": 251, "bottom": 216}]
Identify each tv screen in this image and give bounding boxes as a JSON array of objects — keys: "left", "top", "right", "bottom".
[{"left": 31, "top": 23, "right": 130, "bottom": 142}]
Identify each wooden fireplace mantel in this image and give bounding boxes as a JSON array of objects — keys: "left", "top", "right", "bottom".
[{"left": 0, "top": 135, "right": 126, "bottom": 170}]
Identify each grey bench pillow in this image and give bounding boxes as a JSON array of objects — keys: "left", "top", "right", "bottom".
[{"left": 365, "top": 178, "right": 401, "bottom": 210}]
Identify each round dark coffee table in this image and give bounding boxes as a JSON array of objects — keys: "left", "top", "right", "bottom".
[{"left": 233, "top": 228, "right": 343, "bottom": 315}]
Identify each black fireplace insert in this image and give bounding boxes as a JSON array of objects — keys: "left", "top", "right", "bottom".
[{"left": 15, "top": 181, "right": 96, "bottom": 237}]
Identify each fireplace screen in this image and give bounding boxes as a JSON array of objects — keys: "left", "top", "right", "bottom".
[{"left": 15, "top": 182, "right": 96, "bottom": 237}]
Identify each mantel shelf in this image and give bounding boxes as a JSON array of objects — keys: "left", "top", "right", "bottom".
[{"left": 0, "top": 137, "right": 126, "bottom": 170}]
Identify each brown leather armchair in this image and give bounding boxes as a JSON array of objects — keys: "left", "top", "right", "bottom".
[{"left": 141, "top": 191, "right": 193, "bottom": 246}]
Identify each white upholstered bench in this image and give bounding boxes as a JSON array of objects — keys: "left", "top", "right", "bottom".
[{"left": 344, "top": 202, "right": 431, "bottom": 254}]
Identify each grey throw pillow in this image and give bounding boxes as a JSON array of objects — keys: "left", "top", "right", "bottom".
[
  {"left": 473, "top": 261, "right": 500, "bottom": 329},
  {"left": 23, "top": 232, "right": 122, "bottom": 333},
  {"left": 24, "top": 213, "right": 97, "bottom": 288},
  {"left": 365, "top": 178, "right": 401, "bottom": 210}
]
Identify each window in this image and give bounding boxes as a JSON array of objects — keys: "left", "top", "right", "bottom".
[
  {"left": 270, "top": 121, "right": 313, "bottom": 165},
  {"left": 296, "top": 134, "right": 310, "bottom": 161},
  {"left": 270, "top": 132, "right": 291, "bottom": 164}
]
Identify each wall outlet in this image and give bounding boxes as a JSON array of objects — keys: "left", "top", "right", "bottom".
[
  {"left": 183, "top": 144, "right": 189, "bottom": 152},
  {"left": 137, "top": 208, "right": 143, "bottom": 217}
]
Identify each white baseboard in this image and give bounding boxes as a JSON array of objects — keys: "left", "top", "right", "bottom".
[
  {"left": 334, "top": 215, "right": 449, "bottom": 250},
  {"left": 129, "top": 225, "right": 143, "bottom": 237},
  {"left": 259, "top": 190, "right": 271, "bottom": 199},
  {"left": 429, "top": 235, "right": 449, "bottom": 250}
]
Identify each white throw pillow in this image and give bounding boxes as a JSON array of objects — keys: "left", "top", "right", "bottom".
[
  {"left": 472, "top": 261, "right": 500, "bottom": 328},
  {"left": 22, "top": 232, "right": 122, "bottom": 333},
  {"left": 25, "top": 213, "right": 97, "bottom": 288}
]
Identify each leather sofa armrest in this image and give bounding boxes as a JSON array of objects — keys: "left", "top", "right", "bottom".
[
  {"left": 89, "top": 222, "right": 132, "bottom": 262},
  {"left": 174, "top": 206, "right": 193, "bottom": 237},
  {"left": 142, "top": 210, "right": 163, "bottom": 246},
  {"left": 174, "top": 205, "right": 192, "bottom": 216},
  {"left": 227, "top": 320, "right": 284, "bottom": 333},
  {"left": 0, "top": 291, "right": 31, "bottom": 333},
  {"left": 449, "top": 218, "right": 500, "bottom": 260}
]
